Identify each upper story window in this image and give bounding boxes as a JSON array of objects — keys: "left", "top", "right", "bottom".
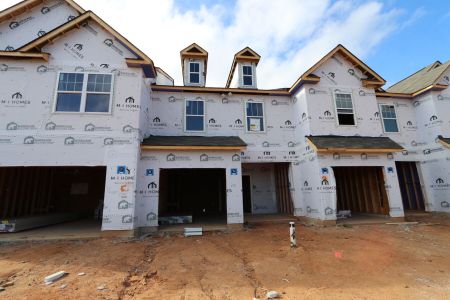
[
  {"left": 242, "top": 65, "right": 253, "bottom": 86},
  {"left": 334, "top": 93, "right": 355, "bottom": 125},
  {"left": 185, "top": 99, "right": 204, "bottom": 131},
  {"left": 55, "top": 72, "right": 113, "bottom": 113},
  {"left": 246, "top": 101, "right": 264, "bottom": 132},
  {"left": 380, "top": 104, "right": 399, "bottom": 132},
  {"left": 189, "top": 62, "right": 200, "bottom": 84}
]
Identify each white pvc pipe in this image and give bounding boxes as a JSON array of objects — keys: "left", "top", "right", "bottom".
[{"left": 289, "top": 222, "right": 297, "bottom": 248}]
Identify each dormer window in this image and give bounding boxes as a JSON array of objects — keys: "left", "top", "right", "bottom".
[
  {"left": 180, "top": 43, "right": 208, "bottom": 87},
  {"left": 242, "top": 65, "right": 253, "bottom": 86},
  {"left": 189, "top": 61, "right": 200, "bottom": 84}
]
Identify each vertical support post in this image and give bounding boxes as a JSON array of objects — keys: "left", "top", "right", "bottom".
[{"left": 289, "top": 221, "right": 297, "bottom": 248}]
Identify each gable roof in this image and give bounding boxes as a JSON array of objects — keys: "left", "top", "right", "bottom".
[
  {"left": 225, "top": 47, "right": 261, "bottom": 88},
  {"left": 289, "top": 44, "right": 386, "bottom": 94},
  {"left": 16, "top": 11, "right": 156, "bottom": 77},
  {"left": 180, "top": 43, "right": 208, "bottom": 59},
  {"left": 0, "top": 0, "right": 84, "bottom": 24},
  {"left": 386, "top": 60, "right": 450, "bottom": 94}
]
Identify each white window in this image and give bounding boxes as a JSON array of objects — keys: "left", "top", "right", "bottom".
[
  {"left": 380, "top": 104, "right": 399, "bottom": 132},
  {"left": 189, "top": 62, "right": 200, "bottom": 84},
  {"left": 242, "top": 65, "right": 253, "bottom": 86},
  {"left": 246, "top": 101, "right": 264, "bottom": 132},
  {"left": 185, "top": 99, "right": 205, "bottom": 131},
  {"left": 55, "top": 72, "right": 113, "bottom": 113},
  {"left": 334, "top": 93, "right": 355, "bottom": 125}
]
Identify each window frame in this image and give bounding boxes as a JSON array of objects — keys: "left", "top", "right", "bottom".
[
  {"left": 52, "top": 71, "right": 114, "bottom": 114},
  {"left": 188, "top": 61, "right": 201, "bottom": 85},
  {"left": 333, "top": 92, "right": 357, "bottom": 126},
  {"left": 184, "top": 98, "right": 206, "bottom": 132},
  {"left": 244, "top": 100, "right": 266, "bottom": 133},
  {"left": 379, "top": 104, "right": 400, "bottom": 133},
  {"left": 241, "top": 64, "right": 254, "bottom": 87}
]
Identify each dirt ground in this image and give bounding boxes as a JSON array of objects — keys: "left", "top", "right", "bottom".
[{"left": 1, "top": 214, "right": 450, "bottom": 299}]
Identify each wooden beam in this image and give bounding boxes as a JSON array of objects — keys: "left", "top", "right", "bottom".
[
  {"left": 438, "top": 139, "right": 450, "bottom": 148},
  {"left": 316, "top": 148, "right": 402, "bottom": 153},
  {"left": 0, "top": 0, "right": 85, "bottom": 24},
  {"left": 140, "top": 145, "right": 246, "bottom": 151},
  {"left": 151, "top": 85, "right": 290, "bottom": 96},
  {"left": 0, "top": 51, "right": 49, "bottom": 61},
  {"left": 375, "top": 91, "right": 412, "bottom": 98}
]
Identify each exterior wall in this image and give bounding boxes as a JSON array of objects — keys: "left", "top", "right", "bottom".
[
  {"left": 242, "top": 163, "right": 277, "bottom": 214},
  {"left": 136, "top": 150, "right": 244, "bottom": 227},
  {"left": 302, "top": 53, "right": 384, "bottom": 137},
  {"left": 376, "top": 87, "right": 450, "bottom": 213},
  {"left": 0, "top": 0, "right": 81, "bottom": 51},
  {"left": 0, "top": 15, "right": 151, "bottom": 230},
  {"left": 150, "top": 91, "right": 298, "bottom": 162},
  {"left": 183, "top": 58, "right": 206, "bottom": 86}
]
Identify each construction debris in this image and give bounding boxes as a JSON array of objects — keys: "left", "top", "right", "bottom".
[
  {"left": 44, "top": 271, "right": 67, "bottom": 284},
  {"left": 266, "top": 290, "right": 281, "bottom": 299},
  {"left": 336, "top": 210, "right": 351, "bottom": 219},
  {"left": 184, "top": 227, "right": 203, "bottom": 237},
  {"left": 2, "top": 281, "right": 14, "bottom": 287}
]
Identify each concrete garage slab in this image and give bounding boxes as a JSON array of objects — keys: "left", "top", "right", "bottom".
[{"left": 0, "top": 219, "right": 102, "bottom": 243}]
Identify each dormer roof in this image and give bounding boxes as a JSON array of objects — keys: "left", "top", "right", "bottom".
[
  {"left": 289, "top": 44, "right": 386, "bottom": 94},
  {"left": 225, "top": 47, "right": 261, "bottom": 88},
  {"left": 180, "top": 43, "right": 208, "bottom": 59},
  {"left": 0, "top": 0, "right": 85, "bottom": 24}
]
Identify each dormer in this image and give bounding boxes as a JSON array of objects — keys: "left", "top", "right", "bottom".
[
  {"left": 226, "top": 47, "right": 261, "bottom": 89},
  {"left": 180, "top": 43, "right": 208, "bottom": 87}
]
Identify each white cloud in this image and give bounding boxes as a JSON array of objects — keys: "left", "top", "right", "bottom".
[{"left": 1, "top": 0, "right": 406, "bottom": 88}]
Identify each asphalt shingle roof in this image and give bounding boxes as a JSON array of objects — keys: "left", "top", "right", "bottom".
[
  {"left": 307, "top": 135, "right": 403, "bottom": 151},
  {"left": 387, "top": 60, "right": 450, "bottom": 94},
  {"left": 142, "top": 136, "right": 247, "bottom": 147}
]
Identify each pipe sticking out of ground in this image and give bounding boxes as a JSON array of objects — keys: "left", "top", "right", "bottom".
[{"left": 290, "top": 222, "right": 296, "bottom": 248}]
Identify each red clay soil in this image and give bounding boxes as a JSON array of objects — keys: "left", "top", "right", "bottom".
[{"left": 1, "top": 214, "right": 450, "bottom": 299}]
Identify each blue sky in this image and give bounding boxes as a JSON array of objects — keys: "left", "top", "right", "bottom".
[
  {"left": 1, "top": 0, "right": 449, "bottom": 88},
  {"left": 173, "top": 0, "right": 450, "bottom": 87}
]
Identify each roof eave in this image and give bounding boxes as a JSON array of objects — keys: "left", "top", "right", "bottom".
[
  {"left": 0, "top": 51, "right": 49, "bottom": 61},
  {"left": 0, "top": 0, "right": 85, "bottom": 24}
]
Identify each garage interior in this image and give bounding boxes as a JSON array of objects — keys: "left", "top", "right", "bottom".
[
  {"left": 333, "top": 166, "right": 390, "bottom": 216},
  {"left": 0, "top": 166, "right": 106, "bottom": 233},
  {"left": 158, "top": 168, "right": 227, "bottom": 225}
]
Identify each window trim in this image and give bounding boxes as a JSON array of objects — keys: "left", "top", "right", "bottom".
[
  {"left": 241, "top": 64, "right": 254, "bottom": 87},
  {"left": 244, "top": 100, "right": 266, "bottom": 133},
  {"left": 52, "top": 71, "right": 114, "bottom": 115},
  {"left": 188, "top": 61, "right": 201, "bottom": 85},
  {"left": 379, "top": 104, "right": 400, "bottom": 133},
  {"left": 333, "top": 91, "right": 357, "bottom": 127},
  {"left": 184, "top": 98, "right": 206, "bottom": 132}
]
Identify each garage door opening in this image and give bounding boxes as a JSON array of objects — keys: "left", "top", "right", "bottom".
[
  {"left": 333, "top": 166, "right": 389, "bottom": 216},
  {"left": 0, "top": 166, "right": 106, "bottom": 233},
  {"left": 158, "top": 168, "right": 226, "bottom": 225}
]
